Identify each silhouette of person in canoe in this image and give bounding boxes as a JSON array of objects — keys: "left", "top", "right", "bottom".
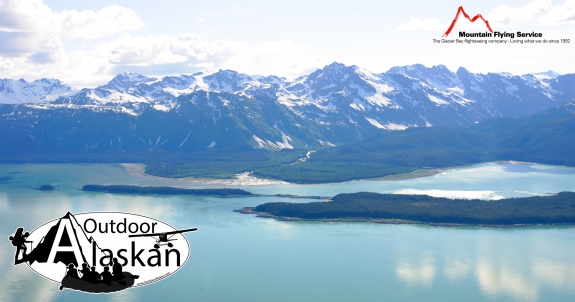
[
  {"left": 66, "top": 263, "right": 80, "bottom": 279},
  {"left": 59, "top": 260, "right": 140, "bottom": 293},
  {"left": 80, "top": 264, "right": 101, "bottom": 284},
  {"left": 101, "top": 266, "right": 113, "bottom": 286},
  {"left": 8, "top": 228, "right": 32, "bottom": 264},
  {"left": 112, "top": 258, "right": 125, "bottom": 280},
  {"left": 59, "top": 263, "right": 80, "bottom": 290},
  {"left": 80, "top": 263, "right": 91, "bottom": 281},
  {"left": 89, "top": 266, "right": 101, "bottom": 283}
]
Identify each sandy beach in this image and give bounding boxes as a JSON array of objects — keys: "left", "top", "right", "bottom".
[{"left": 119, "top": 163, "right": 289, "bottom": 186}]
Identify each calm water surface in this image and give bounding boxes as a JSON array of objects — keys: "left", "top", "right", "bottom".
[{"left": 0, "top": 163, "right": 574, "bottom": 302}]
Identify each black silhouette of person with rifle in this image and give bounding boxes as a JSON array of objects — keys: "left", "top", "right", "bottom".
[{"left": 9, "top": 227, "right": 32, "bottom": 264}]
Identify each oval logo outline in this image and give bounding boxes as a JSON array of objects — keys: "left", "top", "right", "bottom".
[{"left": 21, "top": 211, "right": 193, "bottom": 293}]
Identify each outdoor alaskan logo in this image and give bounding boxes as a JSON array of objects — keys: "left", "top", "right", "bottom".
[{"left": 8, "top": 212, "right": 197, "bottom": 293}]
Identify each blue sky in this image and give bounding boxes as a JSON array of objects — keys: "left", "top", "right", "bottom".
[{"left": 1, "top": 0, "right": 574, "bottom": 86}]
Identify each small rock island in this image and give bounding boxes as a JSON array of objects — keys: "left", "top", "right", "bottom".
[{"left": 38, "top": 185, "right": 57, "bottom": 190}]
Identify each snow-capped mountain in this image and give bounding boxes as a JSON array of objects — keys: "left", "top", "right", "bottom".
[
  {"left": 1, "top": 63, "right": 573, "bottom": 153},
  {"left": 100, "top": 71, "right": 158, "bottom": 92},
  {"left": 8, "top": 62, "right": 569, "bottom": 123},
  {"left": 0, "top": 78, "right": 77, "bottom": 104}
]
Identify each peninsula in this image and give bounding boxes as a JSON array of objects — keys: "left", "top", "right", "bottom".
[{"left": 239, "top": 192, "right": 575, "bottom": 226}]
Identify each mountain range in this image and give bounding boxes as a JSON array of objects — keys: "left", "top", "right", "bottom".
[
  {"left": 1, "top": 62, "right": 574, "bottom": 153},
  {"left": 0, "top": 78, "right": 77, "bottom": 104}
]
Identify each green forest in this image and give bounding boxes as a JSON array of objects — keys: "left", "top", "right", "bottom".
[
  {"left": 1, "top": 102, "right": 573, "bottom": 184},
  {"left": 253, "top": 192, "right": 575, "bottom": 225},
  {"left": 82, "top": 185, "right": 254, "bottom": 197},
  {"left": 115, "top": 113, "right": 575, "bottom": 183},
  {"left": 251, "top": 114, "right": 575, "bottom": 183}
]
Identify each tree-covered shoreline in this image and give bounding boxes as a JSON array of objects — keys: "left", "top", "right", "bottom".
[
  {"left": 82, "top": 185, "right": 254, "bottom": 197},
  {"left": 248, "top": 192, "right": 575, "bottom": 225}
]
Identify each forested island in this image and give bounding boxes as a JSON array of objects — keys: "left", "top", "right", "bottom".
[
  {"left": 37, "top": 185, "right": 57, "bottom": 190},
  {"left": 82, "top": 185, "right": 254, "bottom": 197},
  {"left": 82, "top": 184, "right": 335, "bottom": 201},
  {"left": 240, "top": 192, "right": 575, "bottom": 226}
]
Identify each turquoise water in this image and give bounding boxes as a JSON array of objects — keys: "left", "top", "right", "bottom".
[{"left": 0, "top": 163, "right": 574, "bottom": 302}]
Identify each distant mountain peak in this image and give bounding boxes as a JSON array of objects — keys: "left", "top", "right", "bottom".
[
  {"left": 430, "top": 64, "right": 451, "bottom": 72},
  {"left": 387, "top": 64, "right": 451, "bottom": 75},
  {"left": 530, "top": 71, "right": 560, "bottom": 80},
  {"left": 0, "top": 77, "right": 77, "bottom": 104},
  {"left": 325, "top": 61, "right": 348, "bottom": 69},
  {"left": 101, "top": 72, "right": 157, "bottom": 92},
  {"left": 456, "top": 66, "right": 469, "bottom": 74},
  {"left": 115, "top": 71, "right": 154, "bottom": 80},
  {"left": 309, "top": 62, "right": 360, "bottom": 78}
]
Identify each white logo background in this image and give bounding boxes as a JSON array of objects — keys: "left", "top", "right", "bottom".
[{"left": 26, "top": 212, "right": 191, "bottom": 287}]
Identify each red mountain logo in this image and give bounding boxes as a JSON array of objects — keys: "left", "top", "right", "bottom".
[{"left": 443, "top": 6, "right": 493, "bottom": 37}]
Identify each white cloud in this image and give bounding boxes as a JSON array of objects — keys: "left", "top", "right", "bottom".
[
  {"left": 194, "top": 62, "right": 215, "bottom": 68},
  {"left": 0, "top": 0, "right": 55, "bottom": 32},
  {"left": 1, "top": 31, "right": 324, "bottom": 86},
  {"left": 0, "top": 0, "right": 143, "bottom": 57},
  {"left": 98, "top": 34, "right": 187, "bottom": 66},
  {"left": 220, "top": 40, "right": 327, "bottom": 77},
  {"left": 0, "top": 0, "right": 327, "bottom": 85},
  {"left": 538, "top": 0, "right": 575, "bottom": 24},
  {"left": 488, "top": 0, "right": 552, "bottom": 26},
  {"left": 59, "top": 4, "right": 144, "bottom": 39},
  {"left": 0, "top": 0, "right": 145, "bottom": 85},
  {"left": 0, "top": 58, "right": 14, "bottom": 70},
  {"left": 395, "top": 18, "right": 443, "bottom": 32},
  {"left": 169, "top": 33, "right": 248, "bottom": 62},
  {"left": 488, "top": 0, "right": 575, "bottom": 26}
]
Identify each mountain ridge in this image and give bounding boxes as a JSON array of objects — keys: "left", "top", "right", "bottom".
[{"left": 1, "top": 62, "right": 574, "bottom": 152}]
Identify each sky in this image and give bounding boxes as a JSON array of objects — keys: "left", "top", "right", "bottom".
[{"left": 0, "top": 0, "right": 573, "bottom": 87}]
